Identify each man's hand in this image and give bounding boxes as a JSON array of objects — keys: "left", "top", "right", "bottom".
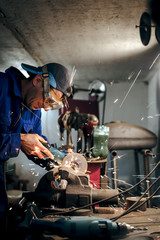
[{"left": 20, "top": 133, "right": 54, "bottom": 159}]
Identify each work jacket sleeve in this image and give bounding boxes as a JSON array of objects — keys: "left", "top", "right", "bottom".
[
  {"left": 0, "top": 133, "right": 20, "bottom": 163},
  {"left": 0, "top": 74, "right": 21, "bottom": 163}
]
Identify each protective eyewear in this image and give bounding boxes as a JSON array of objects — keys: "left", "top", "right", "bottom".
[
  {"left": 42, "top": 65, "right": 65, "bottom": 110},
  {"left": 44, "top": 88, "right": 64, "bottom": 111}
]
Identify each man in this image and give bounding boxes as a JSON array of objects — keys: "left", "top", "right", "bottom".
[{"left": 0, "top": 62, "right": 72, "bottom": 231}]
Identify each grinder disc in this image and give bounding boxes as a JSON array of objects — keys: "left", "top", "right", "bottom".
[
  {"left": 139, "top": 12, "right": 151, "bottom": 46},
  {"left": 62, "top": 153, "right": 88, "bottom": 173}
]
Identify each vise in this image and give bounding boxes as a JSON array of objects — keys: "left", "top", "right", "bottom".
[{"left": 23, "top": 166, "right": 118, "bottom": 210}]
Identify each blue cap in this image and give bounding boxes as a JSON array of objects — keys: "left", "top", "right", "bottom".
[{"left": 21, "top": 63, "right": 72, "bottom": 96}]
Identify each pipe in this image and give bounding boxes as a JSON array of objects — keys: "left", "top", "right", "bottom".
[{"left": 111, "top": 150, "right": 118, "bottom": 189}]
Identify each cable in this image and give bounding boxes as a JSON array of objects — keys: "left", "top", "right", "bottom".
[
  {"left": 112, "top": 186, "right": 160, "bottom": 221},
  {"left": 45, "top": 161, "right": 160, "bottom": 216},
  {"left": 111, "top": 176, "right": 160, "bottom": 221}
]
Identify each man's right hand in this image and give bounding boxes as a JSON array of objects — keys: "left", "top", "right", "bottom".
[{"left": 20, "top": 133, "right": 54, "bottom": 159}]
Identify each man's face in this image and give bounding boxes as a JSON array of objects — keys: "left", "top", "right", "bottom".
[{"left": 25, "top": 75, "right": 63, "bottom": 110}]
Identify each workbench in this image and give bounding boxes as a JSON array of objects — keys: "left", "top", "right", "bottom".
[{"left": 34, "top": 208, "right": 160, "bottom": 240}]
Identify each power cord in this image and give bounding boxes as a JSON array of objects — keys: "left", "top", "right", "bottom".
[{"left": 111, "top": 176, "right": 160, "bottom": 221}]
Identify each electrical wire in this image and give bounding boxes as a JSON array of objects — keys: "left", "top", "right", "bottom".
[
  {"left": 44, "top": 160, "right": 160, "bottom": 216},
  {"left": 111, "top": 176, "right": 160, "bottom": 221}
]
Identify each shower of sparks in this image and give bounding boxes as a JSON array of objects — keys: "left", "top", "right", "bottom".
[
  {"left": 149, "top": 53, "right": 160, "bottom": 70},
  {"left": 114, "top": 98, "right": 119, "bottom": 103},
  {"left": 120, "top": 70, "right": 142, "bottom": 108}
]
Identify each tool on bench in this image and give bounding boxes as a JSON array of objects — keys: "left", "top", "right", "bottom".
[{"left": 30, "top": 215, "right": 148, "bottom": 239}]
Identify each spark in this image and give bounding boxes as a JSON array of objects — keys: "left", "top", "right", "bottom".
[
  {"left": 120, "top": 70, "right": 141, "bottom": 108},
  {"left": 152, "top": 195, "right": 160, "bottom": 198},
  {"left": 114, "top": 98, "right": 119, "bottom": 103},
  {"left": 21, "top": 102, "right": 48, "bottom": 133},
  {"left": 146, "top": 102, "right": 154, "bottom": 108},
  {"left": 128, "top": 71, "right": 135, "bottom": 80},
  {"left": 137, "top": 210, "right": 144, "bottom": 214},
  {"left": 147, "top": 218, "right": 154, "bottom": 222},
  {"left": 108, "top": 168, "right": 114, "bottom": 171},
  {"left": 110, "top": 80, "right": 114, "bottom": 86},
  {"left": 71, "top": 65, "right": 76, "bottom": 84},
  {"left": 35, "top": 172, "right": 40, "bottom": 177},
  {"left": 117, "top": 153, "right": 128, "bottom": 159},
  {"left": 108, "top": 143, "right": 117, "bottom": 151},
  {"left": 141, "top": 117, "right": 144, "bottom": 121},
  {"left": 133, "top": 175, "right": 157, "bottom": 180},
  {"left": 149, "top": 53, "right": 160, "bottom": 70},
  {"left": 115, "top": 179, "right": 134, "bottom": 187},
  {"left": 155, "top": 114, "right": 160, "bottom": 117},
  {"left": 147, "top": 116, "right": 153, "bottom": 119}
]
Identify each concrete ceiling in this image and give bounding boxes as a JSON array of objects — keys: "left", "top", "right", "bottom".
[{"left": 0, "top": 0, "right": 160, "bottom": 87}]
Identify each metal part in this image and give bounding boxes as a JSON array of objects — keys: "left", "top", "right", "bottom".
[
  {"left": 111, "top": 150, "right": 118, "bottom": 189},
  {"left": 136, "top": 12, "right": 151, "bottom": 46},
  {"left": 105, "top": 122, "right": 157, "bottom": 198},
  {"left": 58, "top": 111, "right": 98, "bottom": 152},
  {"left": 105, "top": 121, "right": 157, "bottom": 150},
  {"left": 23, "top": 166, "right": 118, "bottom": 209},
  {"left": 126, "top": 197, "right": 147, "bottom": 211},
  {"left": 140, "top": 149, "right": 156, "bottom": 208}
]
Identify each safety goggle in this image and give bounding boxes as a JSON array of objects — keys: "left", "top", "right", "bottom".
[
  {"left": 44, "top": 88, "right": 65, "bottom": 110},
  {"left": 42, "top": 65, "right": 69, "bottom": 111}
]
